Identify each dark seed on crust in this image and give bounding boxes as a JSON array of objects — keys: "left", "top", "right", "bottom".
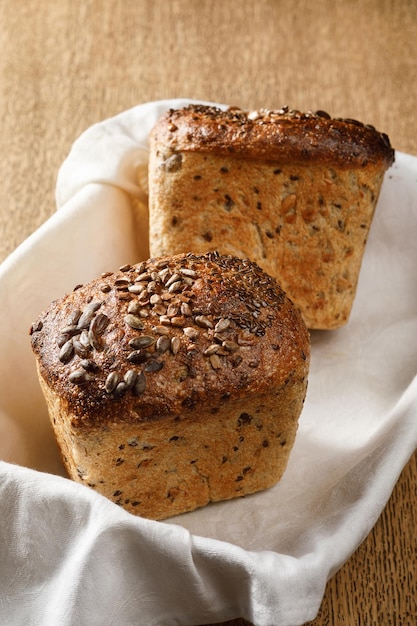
[
  {"left": 69, "top": 369, "right": 92, "bottom": 384},
  {"left": 59, "top": 340, "right": 74, "bottom": 363},
  {"left": 152, "top": 325, "right": 170, "bottom": 336},
  {"left": 80, "top": 359, "right": 99, "bottom": 372},
  {"left": 127, "top": 350, "right": 152, "bottom": 364},
  {"left": 105, "top": 371, "right": 119, "bottom": 393},
  {"left": 67, "top": 309, "right": 82, "bottom": 326},
  {"left": 124, "top": 369, "right": 137, "bottom": 389},
  {"left": 89, "top": 312, "right": 109, "bottom": 334},
  {"left": 133, "top": 372, "right": 146, "bottom": 395},
  {"left": 73, "top": 339, "right": 90, "bottom": 359},
  {"left": 156, "top": 335, "right": 171, "bottom": 354},
  {"left": 77, "top": 302, "right": 102, "bottom": 329},
  {"left": 129, "top": 336, "right": 155, "bottom": 349},
  {"left": 88, "top": 330, "right": 101, "bottom": 351},
  {"left": 60, "top": 325, "right": 79, "bottom": 337},
  {"left": 114, "top": 381, "right": 128, "bottom": 398},
  {"left": 75, "top": 330, "right": 88, "bottom": 348},
  {"left": 124, "top": 314, "right": 145, "bottom": 330},
  {"left": 144, "top": 359, "right": 164, "bottom": 373}
]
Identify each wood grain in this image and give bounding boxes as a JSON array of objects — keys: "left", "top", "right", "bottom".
[{"left": 1, "top": 1, "right": 416, "bottom": 624}]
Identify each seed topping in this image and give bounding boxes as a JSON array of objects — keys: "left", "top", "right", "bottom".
[{"left": 41, "top": 252, "right": 289, "bottom": 413}]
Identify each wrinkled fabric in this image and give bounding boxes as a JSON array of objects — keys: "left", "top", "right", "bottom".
[{"left": 0, "top": 100, "right": 416, "bottom": 626}]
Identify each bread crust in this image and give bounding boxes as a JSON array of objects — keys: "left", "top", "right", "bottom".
[
  {"left": 148, "top": 105, "right": 394, "bottom": 329},
  {"left": 31, "top": 252, "right": 310, "bottom": 519},
  {"left": 150, "top": 105, "right": 394, "bottom": 169}
]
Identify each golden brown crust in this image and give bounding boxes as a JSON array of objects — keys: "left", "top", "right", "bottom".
[
  {"left": 151, "top": 104, "right": 394, "bottom": 169},
  {"left": 30, "top": 252, "right": 310, "bottom": 519}
]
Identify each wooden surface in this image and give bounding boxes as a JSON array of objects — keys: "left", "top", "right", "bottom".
[{"left": 1, "top": 1, "right": 416, "bottom": 624}]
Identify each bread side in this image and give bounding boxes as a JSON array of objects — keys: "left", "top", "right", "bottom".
[
  {"left": 31, "top": 252, "right": 310, "bottom": 520},
  {"left": 148, "top": 105, "right": 395, "bottom": 329}
]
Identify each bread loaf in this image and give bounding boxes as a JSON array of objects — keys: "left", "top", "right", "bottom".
[
  {"left": 148, "top": 105, "right": 395, "bottom": 329},
  {"left": 30, "top": 252, "right": 310, "bottom": 520}
]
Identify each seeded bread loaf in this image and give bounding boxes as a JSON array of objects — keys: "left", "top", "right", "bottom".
[
  {"left": 30, "top": 252, "right": 310, "bottom": 520},
  {"left": 148, "top": 105, "right": 395, "bottom": 329}
]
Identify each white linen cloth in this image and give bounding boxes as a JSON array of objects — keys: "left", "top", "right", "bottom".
[{"left": 0, "top": 99, "right": 416, "bottom": 626}]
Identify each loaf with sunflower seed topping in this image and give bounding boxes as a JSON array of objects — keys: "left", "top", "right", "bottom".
[
  {"left": 148, "top": 104, "right": 395, "bottom": 329},
  {"left": 30, "top": 252, "right": 310, "bottom": 520}
]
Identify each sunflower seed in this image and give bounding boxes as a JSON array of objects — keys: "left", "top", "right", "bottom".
[
  {"left": 214, "top": 318, "right": 231, "bottom": 333},
  {"left": 73, "top": 339, "right": 90, "bottom": 359},
  {"left": 156, "top": 335, "right": 171, "bottom": 354},
  {"left": 150, "top": 294, "right": 162, "bottom": 305},
  {"left": 168, "top": 281, "right": 182, "bottom": 293},
  {"left": 105, "top": 371, "right": 119, "bottom": 393},
  {"left": 171, "top": 316, "right": 185, "bottom": 327},
  {"left": 144, "top": 359, "right": 164, "bottom": 373},
  {"left": 170, "top": 336, "right": 181, "bottom": 355},
  {"left": 195, "top": 315, "right": 213, "bottom": 329},
  {"left": 167, "top": 304, "right": 179, "bottom": 317},
  {"left": 114, "top": 381, "right": 128, "bottom": 398},
  {"left": 59, "top": 340, "right": 74, "bottom": 363},
  {"left": 60, "top": 325, "right": 79, "bottom": 336},
  {"left": 90, "top": 313, "right": 109, "bottom": 335},
  {"left": 80, "top": 359, "right": 99, "bottom": 372},
  {"left": 127, "top": 350, "right": 151, "bottom": 364},
  {"left": 222, "top": 340, "right": 239, "bottom": 352},
  {"left": 129, "top": 336, "right": 155, "bottom": 349},
  {"left": 179, "top": 268, "right": 197, "bottom": 278},
  {"left": 180, "top": 302, "right": 192, "bottom": 316},
  {"left": 128, "top": 284, "right": 146, "bottom": 294},
  {"left": 115, "top": 277, "right": 130, "bottom": 287},
  {"left": 209, "top": 354, "right": 222, "bottom": 369},
  {"left": 31, "top": 320, "right": 43, "bottom": 334},
  {"left": 136, "top": 272, "right": 150, "bottom": 282},
  {"left": 77, "top": 302, "right": 102, "bottom": 329},
  {"left": 69, "top": 369, "right": 92, "bottom": 384},
  {"left": 88, "top": 329, "right": 101, "bottom": 351},
  {"left": 127, "top": 300, "right": 141, "bottom": 315},
  {"left": 152, "top": 325, "right": 170, "bottom": 335},
  {"left": 67, "top": 309, "right": 82, "bottom": 326},
  {"left": 159, "top": 268, "right": 171, "bottom": 282},
  {"left": 133, "top": 372, "right": 146, "bottom": 395},
  {"left": 124, "top": 369, "right": 137, "bottom": 388},
  {"left": 77, "top": 329, "right": 89, "bottom": 348},
  {"left": 183, "top": 327, "right": 199, "bottom": 339},
  {"left": 165, "top": 273, "right": 181, "bottom": 288},
  {"left": 204, "top": 344, "right": 219, "bottom": 356},
  {"left": 124, "top": 314, "right": 145, "bottom": 330},
  {"left": 153, "top": 304, "right": 167, "bottom": 316}
]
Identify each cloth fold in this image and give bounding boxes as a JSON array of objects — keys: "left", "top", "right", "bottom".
[{"left": 0, "top": 99, "right": 416, "bottom": 626}]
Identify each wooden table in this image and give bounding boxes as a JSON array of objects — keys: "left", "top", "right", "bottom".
[{"left": 1, "top": 1, "right": 416, "bottom": 624}]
